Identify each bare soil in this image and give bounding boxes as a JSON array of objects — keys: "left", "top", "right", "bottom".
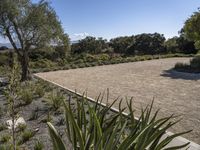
[{"left": 36, "top": 57, "right": 200, "bottom": 144}]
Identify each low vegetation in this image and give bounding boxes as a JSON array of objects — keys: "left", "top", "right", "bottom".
[
  {"left": 174, "top": 56, "right": 200, "bottom": 73},
  {"left": 48, "top": 96, "right": 191, "bottom": 150}
]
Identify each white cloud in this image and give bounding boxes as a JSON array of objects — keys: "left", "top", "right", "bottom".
[{"left": 70, "top": 32, "right": 89, "bottom": 41}]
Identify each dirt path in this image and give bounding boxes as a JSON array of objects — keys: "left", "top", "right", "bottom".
[{"left": 36, "top": 57, "right": 200, "bottom": 144}]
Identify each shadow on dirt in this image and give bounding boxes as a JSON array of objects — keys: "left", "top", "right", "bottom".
[{"left": 160, "top": 69, "right": 200, "bottom": 81}]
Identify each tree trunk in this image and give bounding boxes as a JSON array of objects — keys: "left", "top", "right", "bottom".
[{"left": 20, "top": 51, "right": 31, "bottom": 81}]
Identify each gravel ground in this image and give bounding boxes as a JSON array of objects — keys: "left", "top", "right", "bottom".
[{"left": 36, "top": 57, "right": 200, "bottom": 144}]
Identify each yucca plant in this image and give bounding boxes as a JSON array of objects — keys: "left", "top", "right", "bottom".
[{"left": 47, "top": 94, "right": 191, "bottom": 150}]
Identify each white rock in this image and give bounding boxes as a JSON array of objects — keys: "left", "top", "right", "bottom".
[{"left": 6, "top": 117, "right": 26, "bottom": 129}]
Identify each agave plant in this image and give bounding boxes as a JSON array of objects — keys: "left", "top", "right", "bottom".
[{"left": 47, "top": 94, "right": 191, "bottom": 150}]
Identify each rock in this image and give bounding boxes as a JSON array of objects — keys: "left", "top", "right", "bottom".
[
  {"left": 6, "top": 117, "right": 26, "bottom": 129},
  {"left": 0, "top": 77, "right": 9, "bottom": 87}
]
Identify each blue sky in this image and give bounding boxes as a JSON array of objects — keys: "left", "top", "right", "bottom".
[{"left": 1, "top": 0, "right": 200, "bottom": 42}]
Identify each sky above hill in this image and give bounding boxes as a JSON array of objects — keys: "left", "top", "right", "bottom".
[{"left": 0, "top": 0, "right": 200, "bottom": 43}]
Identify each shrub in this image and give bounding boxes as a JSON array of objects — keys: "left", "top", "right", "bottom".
[
  {"left": 84, "top": 54, "right": 97, "bottom": 62},
  {"left": 77, "top": 63, "right": 86, "bottom": 68},
  {"left": 0, "top": 123, "right": 7, "bottom": 132},
  {"left": 35, "top": 85, "right": 45, "bottom": 98},
  {"left": 0, "top": 53, "right": 9, "bottom": 66},
  {"left": 48, "top": 90, "right": 65, "bottom": 110},
  {"left": 17, "top": 124, "right": 27, "bottom": 132},
  {"left": 20, "top": 89, "right": 34, "bottom": 105},
  {"left": 18, "top": 130, "right": 35, "bottom": 145},
  {"left": 30, "top": 59, "right": 56, "bottom": 69},
  {"left": 174, "top": 56, "right": 200, "bottom": 73},
  {"left": 97, "top": 54, "right": 110, "bottom": 61},
  {"left": 34, "top": 139, "right": 44, "bottom": 150},
  {"left": 0, "top": 134, "right": 11, "bottom": 143},
  {"left": 190, "top": 56, "right": 200, "bottom": 68},
  {"left": 70, "top": 64, "right": 77, "bottom": 69}
]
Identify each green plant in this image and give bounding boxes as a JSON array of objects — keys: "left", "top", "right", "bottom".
[
  {"left": 0, "top": 123, "right": 7, "bottom": 132},
  {"left": 29, "top": 110, "right": 39, "bottom": 121},
  {"left": 17, "top": 130, "right": 35, "bottom": 145},
  {"left": 174, "top": 56, "right": 200, "bottom": 73},
  {"left": 41, "top": 112, "right": 52, "bottom": 123},
  {"left": 34, "top": 139, "right": 44, "bottom": 150},
  {"left": 17, "top": 124, "right": 27, "bottom": 132},
  {"left": 20, "top": 88, "right": 34, "bottom": 105},
  {"left": 4, "top": 62, "right": 20, "bottom": 150},
  {"left": 0, "top": 134, "right": 11, "bottom": 143},
  {"left": 35, "top": 85, "right": 45, "bottom": 98},
  {"left": 48, "top": 90, "right": 65, "bottom": 110},
  {"left": 47, "top": 95, "right": 191, "bottom": 150}
]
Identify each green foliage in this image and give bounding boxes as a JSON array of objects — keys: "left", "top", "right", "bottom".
[
  {"left": 48, "top": 90, "right": 65, "bottom": 110},
  {"left": 97, "top": 54, "right": 110, "bottom": 61},
  {"left": 0, "top": 52, "right": 9, "bottom": 66},
  {"left": 183, "top": 8, "right": 200, "bottom": 49},
  {"left": 35, "top": 84, "right": 45, "bottom": 98},
  {"left": 19, "top": 88, "right": 34, "bottom": 105},
  {"left": 17, "top": 130, "right": 35, "bottom": 145},
  {"left": 47, "top": 96, "right": 190, "bottom": 150},
  {"left": 0, "top": 123, "right": 7, "bottom": 132},
  {"left": 0, "top": 134, "right": 11, "bottom": 143},
  {"left": 110, "top": 36, "right": 135, "bottom": 53},
  {"left": 34, "top": 139, "right": 44, "bottom": 150},
  {"left": 174, "top": 56, "right": 200, "bottom": 73},
  {"left": 72, "top": 36, "right": 109, "bottom": 54},
  {"left": 30, "top": 59, "right": 56, "bottom": 69},
  {"left": 165, "top": 36, "right": 197, "bottom": 54},
  {"left": 17, "top": 124, "right": 27, "bottom": 133}
]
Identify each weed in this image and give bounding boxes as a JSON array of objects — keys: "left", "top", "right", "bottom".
[
  {"left": 0, "top": 123, "right": 7, "bottom": 132},
  {"left": 0, "top": 134, "right": 11, "bottom": 143},
  {"left": 48, "top": 90, "right": 64, "bottom": 110},
  {"left": 20, "top": 89, "right": 34, "bottom": 105},
  {"left": 35, "top": 85, "right": 45, "bottom": 98},
  {"left": 34, "top": 139, "right": 44, "bottom": 150},
  {"left": 17, "top": 130, "right": 35, "bottom": 145},
  {"left": 17, "top": 124, "right": 27, "bottom": 132}
]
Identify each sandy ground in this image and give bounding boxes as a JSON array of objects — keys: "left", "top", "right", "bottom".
[{"left": 36, "top": 57, "right": 200, "bottom": 144}]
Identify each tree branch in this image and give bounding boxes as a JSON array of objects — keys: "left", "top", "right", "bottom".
[{"left": 6, "top": 27, "right": 22, "bottom": 58}]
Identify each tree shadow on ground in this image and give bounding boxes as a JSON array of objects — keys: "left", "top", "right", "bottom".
[{"left": 160, "top": 69, "right": 200, "bottom": 81}]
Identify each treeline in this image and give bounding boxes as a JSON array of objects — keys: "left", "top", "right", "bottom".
[{"left": 71, "top": 33, "right": 197, "bottom": 55}]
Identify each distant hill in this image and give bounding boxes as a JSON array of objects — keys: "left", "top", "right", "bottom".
[
  {"left": 0, "top": 41, "right": 78, "bottom": 48},
  {"left": 0, "top": 43, "right": 14, "bottom": 49},
  {"left": 71, "top": 40, "right": 79, "bottom": 44}
]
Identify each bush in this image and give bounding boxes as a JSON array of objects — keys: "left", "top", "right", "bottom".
[
  {"left": 174, "top": 56, "right": 200, "bottom": 73},
  {"left": 18, "top": 130, "right": 35, "bottom": 145},
  {"left": 97, "top": 54, "right": 110, "bottom": 61},
  {"left": 0, "top": 53, "right": 9, "bottom": 66},
  {"left": 48, "top": 90, "right": 65, "bottom": 110},
  {"left": 20, "top": 89, "right": 34, "bottom": 105},
  {"left": 30, "top": 59, "right": 56, "bottom": 69},
  {"left": 0, "top": 134, "right": 11, "bottom": 143},
  {"left": 35, "top": 85, "right": 45, "bottom": 98},
  {"left": 84, "top": 54, "right": 97, "bottom": 62},
  {"left": 34, "top": 139, "right": 44, "bottom": 150},
  {"left": 190, "top": 56, "right": 200, "bottom": 68},
  {"left": 0, "top": 123, "right": 7, "bottom": 132}
]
